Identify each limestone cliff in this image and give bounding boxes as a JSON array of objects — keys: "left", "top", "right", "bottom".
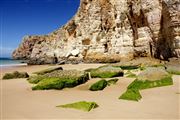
[{"left": 12, "top": 0, "right": 180, "bottom": 64}]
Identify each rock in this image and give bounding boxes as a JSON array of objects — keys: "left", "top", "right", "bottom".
[
  {"left": 33, "top": 66, "right": 63, "bottom": 75},
  {"left": 166, "top": 65, "right": 180, "bottom": 75},
  {"left": 89, "top": 80, "right": 108, "bottom": 91},
  {"left": 86, "top": 65, "right": 124, "bottom": 78},
  {"left": 71, "top": 49, "right": 80, "bottom": 56},
  {"left": 3, "top": 71, "right": 29, "bottom": 79},
  {"left": 31, "top": 70, "right": 89, "bottom": 90},
  {"left": 56, "top": 101, "right": 98, "bottom": 112},
  {"left": 119, "top": 67, "right": 173, "bottom": 102},
  {"left": 137, "top": 67, "right": 169, "bottom": 81},
  {"left": 112, "top": 57, "right": 164, "bottom": 69},
  {"left": 107, "top": 78, "right": 119, "bottom": 86},
  {"left": 165, "top": 58, "right": 180, "bottom": 75},
  {"left": 12, "top": 0, "right": 180, "bottom": 64},
  {"left": 119, "top": 89, "right": 142, "bottom": 102}
]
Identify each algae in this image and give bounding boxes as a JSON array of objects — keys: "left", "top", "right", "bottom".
[{"left": 57, "top": 101, "right": 98, "bottom": 112}]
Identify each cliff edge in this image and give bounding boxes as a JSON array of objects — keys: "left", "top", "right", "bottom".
[{"left": 12, "top": 0, "right": 180, "bottom": 64}]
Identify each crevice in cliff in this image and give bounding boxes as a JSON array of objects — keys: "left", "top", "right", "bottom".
[
  {"left": 127, "top": 3, "right": 148, "bottom": 47},
  {"left": 155, "top": 1, "right": 173, "bottom": 60},
  {"left": 126, "top": 4, "right": 137, "bottom": 47}
]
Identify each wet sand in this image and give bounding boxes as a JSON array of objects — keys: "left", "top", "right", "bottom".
[{"left": 0, "top": 64, "right": 179, "bottom": 120}]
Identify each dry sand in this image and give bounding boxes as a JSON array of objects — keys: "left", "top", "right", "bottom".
[{"left": 0, "top": 64, "right": 180, "bottom": 120}]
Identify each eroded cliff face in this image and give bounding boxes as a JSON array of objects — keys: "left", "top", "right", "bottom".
[{"left": 12, "top": 0, "right": 180, "bottom": 64}]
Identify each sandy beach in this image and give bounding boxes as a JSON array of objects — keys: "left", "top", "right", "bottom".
[{"left": 0, "top": 64, "right": 180, "bottom": 120}]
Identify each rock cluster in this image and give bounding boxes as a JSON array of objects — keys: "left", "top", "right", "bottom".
[{"left": 12, "top": 0, "right": 180, "bottom": 64}]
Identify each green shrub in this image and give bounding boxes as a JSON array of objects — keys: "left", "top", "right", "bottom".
[
  {"left": 107, "top": 78, "right": 119, "bottom": 86},
  {"left": 119, "top": 89, "right": 142, "bottom": 101},
  {"left": 56, "top": 101, "right": 98, "bottom": 112},
  {"left": 89, "top": 80, "right": 108, "bottom": 91},
  {"left": 33, "top": 66, "right": 63, "bottom": 75},
  {"left": 3, "top": 71, "right": 29, "bottom": 79}
]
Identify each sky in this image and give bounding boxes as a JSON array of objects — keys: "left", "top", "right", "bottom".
[{"left": 0, "top": 0, "right": 80, "bottom": 58}]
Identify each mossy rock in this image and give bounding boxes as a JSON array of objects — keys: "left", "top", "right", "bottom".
[
  {"left": 86, "top": 65, "right": 124, "bottom": 78},
  {"left": 119, "top": 67, "right": 173, "bottom": 102},
  {"left": 3, "top": 71, "right": 29, "bottom": 79},
  {"left": 57, "top": 101, "right": 98, "bottom": 112},
  {"left": 33, "top": 66, "right": 63, "bottom": 75},
  {"left": 118, "top": 66, "right": 139, "bottom": 70},
  {"left": 112, "top": 57, "right": 164, "bottom": 69},
  {"left": 107, "top": 78, "right": 119, "bottom": 86},
  {"left": 128, "top": 76, "right": 173, "bottom": 90},
  {"left": 166, "top": 65, "right": 180, "bottom": 75},
  {"left": 125, "top": 71, "right": 137, "bottom": 78},
  {"left": 31, "top": 70, "right": 89, "bottom": 90},
  {"left": 89, "top": 79, "right": 108, "bottom": 91},
  {"left": 32, "top": 78, "right": 65, "bottom": 90},
  {"left": 29, "top": 70, "right": 89, "bottom": 84},
  {"left": 129, "top": 67, "right": 173, "bottom": 90},
  {"left": 27, "top": 75, "right": 46, "bottom": 84},
  {"left": 119, "top": 89, "right": 142, "bottom": 101},
  {"left": 137, "top": 67, "right": 169, "bottom": 81}
]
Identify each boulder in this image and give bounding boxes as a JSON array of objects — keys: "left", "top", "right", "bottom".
[
  {"left": 137, "top": 67, "right": 169, "bottom": 81},
  {"left": 30, "top": 70, "right": 89, "bottom": 90},
  {"left": 3, "top": 71, "right": 29, "bottom": 79},
  {"left": 33, "top": 66, "right": 63, "bottom": 75},
  {"left": 86, "top": 65, "right": 124, "bottom": 78},
  {"left": 57, "top": 101, "right": 98, "bottom": 112},
  {"left": 89, "top": 80, "right": 108, "bottom": 91}
]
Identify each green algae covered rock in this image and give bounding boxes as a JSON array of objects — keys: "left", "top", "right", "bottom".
[
  {"left": 119, "top": 89, "right": 142, "bottom": 101},
  {"left": 166, "top": 65, "right": 180, "bottom": 75},
  {"left": 3, "top": 71, "right": 29, "bottom": 79},
  {"left": 128, "top": 76, "right": 173, "bottom": 90},
  {"left": 89, "top": 79, "right": 108, "bottom": 91},
  {"left": 57, "top": 101, "right": 98, "bottom": 112},
  {"left": 125, "top": 71, "right": 137, "bottom": 78},
  {"left": 33, "top": 66, "right": 63, "bottom": 75},
  {"left": 107, "top": 78, "right": 119, "bottom": 86},
  {"left": 28, "top": 70, "right": 89, "bottom": 84},
  {"left": 27, "top": 75, "right": 45, "bottom": 84},
  {"left": 119, "top": 67, "right": 173, "bottom": 102},
  {"left": 32, "top": 78, "right": 65, "bottom": 90},
  {"left": 137, "top": 67, "right": 170, "bottom": 82},
  {"left": 31, "top": 70, "right": 89, "bottom": 90},
  {"left": 86, "top": 65, "right": 124, "bottom": 78}
]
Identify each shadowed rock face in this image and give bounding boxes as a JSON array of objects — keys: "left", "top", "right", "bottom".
[{"left": 12, "top": 0, "right": 180, "bottom": 64}]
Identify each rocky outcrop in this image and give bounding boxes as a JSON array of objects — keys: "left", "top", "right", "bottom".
[{"left": 12, "top": 0, "right": 180, "bottom": 64}]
